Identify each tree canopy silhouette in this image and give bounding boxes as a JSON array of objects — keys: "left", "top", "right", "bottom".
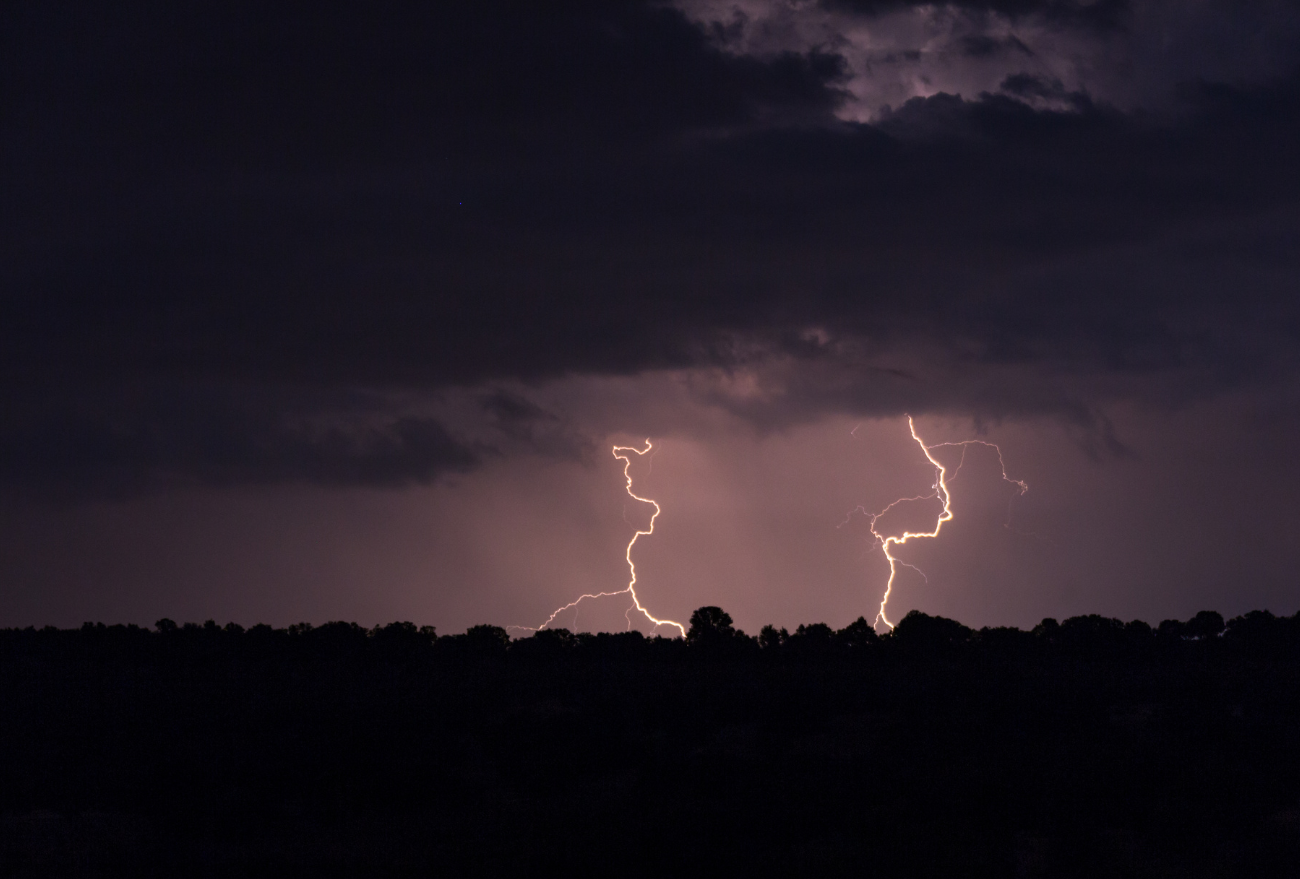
[{"left": 2, "top": 604, "right": 1299, "bottom": 875}]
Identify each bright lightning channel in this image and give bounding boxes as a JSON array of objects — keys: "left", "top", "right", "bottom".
[
  {"left": 848, "top": 416, "right": 1027, "bottom": 631},
  {"left": 510, "top": 440, "right": 686, "bottom": 639}
]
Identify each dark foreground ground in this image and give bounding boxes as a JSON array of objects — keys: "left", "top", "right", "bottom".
[{"left": 2, "top": 608, "right": 1299, "bottom": 877}]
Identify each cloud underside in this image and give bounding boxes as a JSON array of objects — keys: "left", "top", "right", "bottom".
[{"left": 4, "top": 0, "right": 1300, "bottom": 491}]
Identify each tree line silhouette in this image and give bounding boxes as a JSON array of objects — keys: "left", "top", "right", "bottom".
[
  {"left": 6, "top": 605, "right": 1294, "bottom": 663},
  {"left": 2, "top": 606, "right": 1299, "bottom": 876}
]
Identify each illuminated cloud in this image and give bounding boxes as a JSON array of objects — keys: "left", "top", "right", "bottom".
[{"left": 677, "top": 0, "right": 1300, "bottom": 117}]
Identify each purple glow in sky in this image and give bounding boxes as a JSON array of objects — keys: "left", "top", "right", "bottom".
[{"left": 5, "top": 385, "right": 1300, "bottom": 632}]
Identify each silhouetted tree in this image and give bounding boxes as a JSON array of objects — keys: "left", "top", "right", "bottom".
[
  {"left": 511, "top": 627, "right": 577, "bottom": 659},
  {"left": 1121, "top": 619, "right": 1156, "bottom": 656},
  {"left": 687, "top": 607, "right": 755, "bottom": 656},
  {"left": 793, "top": 622, "right": 833, "bottom": 640},
  {"left": 533, "top": 627, "right": 576, "bottom": 647},
  {"left": 687, "top": 606, "right": 736, "bottom": 645},
  {"left": 372, "top": 620, "right": 417, "bottom": 639},
  {"left": 578, "top": 630, "right": 647, "bottom": 659},
  {"left": 1032, "top": 618, "right": 1060, "bottom": 644},
  {"left": 1058, "top": 615, "right": 1126, "bottom": 652},
  {"left": 307, "top": 621, "right": 370, "bottom": 656},
  {"left": 371, "top": 621, "right": 436, "bottom": 658},
  {"left": 1158, "top": 618, "right": 1187, "bottom": 641},
  {"left": 465, "top": 624, "right": 510, "bottom": 649},
  {"left": 436, "top": 623, "right": 511, "bottom": 657},
  {"left": 975, "top": 626, "right": 1035, "bottom": 654},
  {"left": 890, "top": 610, "right": 972, "bottom": 652},
  {"left": 836, "top": 617, "right": 880, "bottom": 650},
  {"left": 1124, "top": 619, "right": 1154, "bottom": 639},
  {"left": 1185, "top": 610, "right": 1225, "bottom": 640},
  {"left": 1224, "top": 610, "right": 1293, "bottom": 654},
  {"left": 758, "top": 625, "right": 787, "bottom": 650},
  {"left": 787, "top": 622, "right": 835, "bottom": 656}
]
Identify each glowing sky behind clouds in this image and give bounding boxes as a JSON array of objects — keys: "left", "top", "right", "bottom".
[{"left": 6, "top": 390, "right": 1300, "bottom": 633}]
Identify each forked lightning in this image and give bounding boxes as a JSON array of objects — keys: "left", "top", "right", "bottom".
[
  {"left": 510, "top": 440, "right": 685, "bottom": 638},
  {"left": 850, "top": 417, "right": 1027, "bottom": 629}
]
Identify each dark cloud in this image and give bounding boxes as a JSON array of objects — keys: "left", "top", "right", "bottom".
[
  {"left": 0, "top": 384, "right": 479, "bottom": 499},
  {"left": 4, "top": 0, "right": 1300, "bottom": 491},
  {"left": 479, "top": 390, "right": 594, "bottom": 460},
  {"left": 961, "top": 34, "right": 1034, "bottom": 58},
  {"left": 822, "top": 0, "right": 1132, "bottom": 31},
  {"left": 999, "top": 72, "right": 1069, "bottom": 99}
]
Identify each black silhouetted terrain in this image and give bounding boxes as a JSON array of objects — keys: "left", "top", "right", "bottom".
[{"left": 3, "top": 607, "right": 1300, "bottom": 877}]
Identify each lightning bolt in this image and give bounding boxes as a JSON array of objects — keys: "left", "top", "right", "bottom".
[
  {"left": 847, "top": 416, "right": 1028, "bottom": 631},
  {"left": 509, "top": 440, "right": 686, "bottom": 639}
]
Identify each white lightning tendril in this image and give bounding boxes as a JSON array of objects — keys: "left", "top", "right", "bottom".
[
  {"left": 841, "top": 416, "right": 1028, "bottom": 630},
  {"left": 508, "top": 440, "right": 686, "bottom": 639}
]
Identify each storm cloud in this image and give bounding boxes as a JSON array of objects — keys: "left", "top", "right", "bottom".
[{"left": 4, "top": 0, "right": 1300, "bottom": 491}]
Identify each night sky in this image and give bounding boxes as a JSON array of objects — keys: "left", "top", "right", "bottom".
[{"left": 5, "top": 0, "right": 1300, "bottom": 634}]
